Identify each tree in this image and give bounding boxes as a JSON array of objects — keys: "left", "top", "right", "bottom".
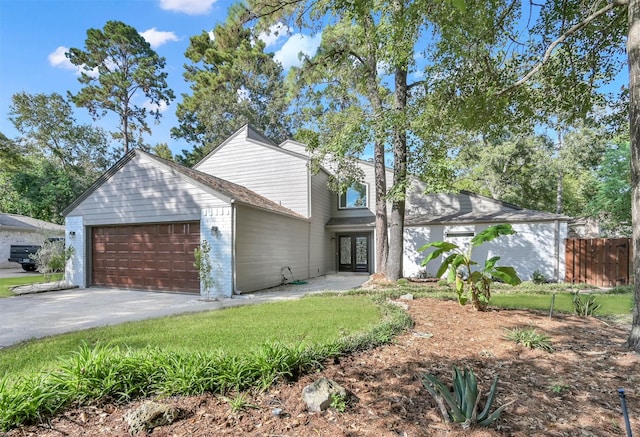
[
  {"left": 588, "top": 138, "right": 631, "bottom": 236},
  {"left": 247, "top": 0, "right": 518, "bottom": 281},
  {"left": 173, "top": 17, "right": 290, "bottom": 166},
  {"left": 67, "top": 20, "right": 175, "bottom": 155},
  {"left": 9, "top": 92, "right": 112, "bottom": 176}
]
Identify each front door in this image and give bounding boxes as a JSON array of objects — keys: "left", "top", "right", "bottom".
[{"left": 338, "top": 234, "right": 370, "bottom": 272}]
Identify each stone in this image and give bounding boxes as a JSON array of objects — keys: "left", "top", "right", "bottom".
[
  {"left": 124, "top": 401, "right": 179, "bottom": 436},
  {"left": 301, "top": 377, "right": 347, "bottom": 412},
  {"left": 399, "top": 293, "right": 414, "bottom": 300}
]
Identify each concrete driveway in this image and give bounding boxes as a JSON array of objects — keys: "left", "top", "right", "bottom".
[{"left": 0, "top": 274, "right": 367, "bottom": 349}]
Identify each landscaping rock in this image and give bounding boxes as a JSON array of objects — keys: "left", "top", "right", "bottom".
[
  {"left": 10, "top": 280, "right": 77, "bottom": 295},
  {"left": 124, "top": 401, "right": 179, "bottom": 436},
  {"left": 301, "top": 377, "right": 347, "bottom": 412},
  {"left": 399, "top": 293, "right": 414, "bottom": 300}
]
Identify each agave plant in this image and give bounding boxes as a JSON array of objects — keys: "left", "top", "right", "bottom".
[
  {"left": 421, "top": 367, "right": 513, "bottom": 429},
  {"left": 419, "top": 224, "right": 522, "bottom": 310}
]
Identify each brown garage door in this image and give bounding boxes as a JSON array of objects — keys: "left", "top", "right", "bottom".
[{"left": 92, "top": 223, "right": 200, "bottom": 293}]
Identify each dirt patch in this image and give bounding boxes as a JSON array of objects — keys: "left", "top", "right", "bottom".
[{"left": 7, "top": 298, "right": 639, "bottom": 436}]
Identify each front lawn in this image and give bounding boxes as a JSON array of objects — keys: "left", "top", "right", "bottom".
[{"left": 0, "top": 274, "right": 63, "bottom": 298}]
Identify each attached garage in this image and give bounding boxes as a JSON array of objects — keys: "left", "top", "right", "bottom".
[{"left": 91, "top": 223, "right": 200, "bottom": 292}]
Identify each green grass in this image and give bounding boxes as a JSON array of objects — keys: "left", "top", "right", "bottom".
[
  {"left": 490, "top": 292, "right": 633, "bottom": 316},
  {"left": 0, "top": 295, "right": 381, "bottom": 377},
  {"left": 0, "top": 274, "right": 63, "bottom": 298},
  {"left": 0, "top": 294, "right": 412, "bottom": 431}
]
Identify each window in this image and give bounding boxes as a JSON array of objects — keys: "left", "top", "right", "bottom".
[{"left": 339, "top": 183, "right": 368, "bottom": 208}]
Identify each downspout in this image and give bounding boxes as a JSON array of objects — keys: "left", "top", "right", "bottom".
[
  {"left": 553, "top": 219, "right": 560, "bottom": 282},
  {"left": 307, "top": 165, "right": 312, "bottom": 278},
  {"left": 231, "top": 201, "right": 237, "bottom": 295}
]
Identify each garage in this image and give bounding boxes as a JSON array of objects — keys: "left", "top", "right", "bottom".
[{"left": 92, "top": 222, "right": 200, "bottom": 293}]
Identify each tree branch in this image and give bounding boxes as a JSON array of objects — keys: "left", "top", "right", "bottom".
[{"left": 498, "top": 0, "right": 629, "bottom": 95}]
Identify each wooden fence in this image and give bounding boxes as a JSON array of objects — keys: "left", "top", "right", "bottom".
[{"left": 565, "top": 238, "right": 632, "bottom": 287}]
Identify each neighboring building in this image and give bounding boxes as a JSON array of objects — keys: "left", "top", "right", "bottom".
[
  {"left": 62, "top": 125, "right": 570, "bottom": 297},
  {"left": 0, "top": 213, "right": 65, "bottom": 269}
]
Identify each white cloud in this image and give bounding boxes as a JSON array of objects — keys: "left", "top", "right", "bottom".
[
  {"left": 258, "top": 22, "right": 291, "bottom": 48},
  {"left": 159, "top": 0, "right": 216, "bottom": 15},
  {"left": 48, "top": 46, "right": 75, "bottom": 70},
  {"left": 274, "top": 33, "right": 322, "bottom": 70},
  {"left": 141, "top": 28, "right": 179, "bottom": 48},
  {"left": 49, "top": 46, "right": 99, "bottom": 77},
  {"left": 143, "top": 99, "right": 169, "bottom": 113}
]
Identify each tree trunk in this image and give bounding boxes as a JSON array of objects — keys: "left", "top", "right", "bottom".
[
  {"left": 374, "top": 139, "right": 389, "bottom": 273},
  {"left": 556, "top": 130, "right": 563, "bottom": 215},
  {"left": 627, "top": 0, "right": 640, "bottom": 351},
  {"left": 387, "top": 66, "right": 408, "bottom": 282}
]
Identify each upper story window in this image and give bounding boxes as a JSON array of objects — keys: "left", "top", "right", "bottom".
[{"left": 339, "top": 183, "right": 368, "bottom": 209}]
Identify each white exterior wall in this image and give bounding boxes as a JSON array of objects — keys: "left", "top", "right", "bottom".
[
  {"left": 65, "top": 216, "right": 85, "bottom": 287},
  {"left": 403, "top": 222, "right": 568, "bottom": 282},
  {"left": 235, "top": 204, "right": 309, "bottom": 293},
  {"left": 201, "top": 207, "right": 233, "bottom": 299},
  {"left": 195, "top": 130, "right": 310, "bottom": 217},
  {"left": 66, "top": 154, "right": 228, "bottom": 225}
]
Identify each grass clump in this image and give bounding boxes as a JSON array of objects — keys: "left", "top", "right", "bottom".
[
  {"left": 0, "top": 296, "right": 411, "bottom": 432},
  {"left": 572, "top": 292, "right": 601, "bottom": 316},
  {"left": 504, "top": 326, "right": 553, "bottom": 352}
]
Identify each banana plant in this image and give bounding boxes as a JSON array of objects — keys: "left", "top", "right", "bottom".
[{"left": 419, "top": 224, "right": 522, "bottom": 311}]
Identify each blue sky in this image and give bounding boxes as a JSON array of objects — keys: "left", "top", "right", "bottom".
[{"left": 0, "top": 0, "right": 322, "bottom": 155}]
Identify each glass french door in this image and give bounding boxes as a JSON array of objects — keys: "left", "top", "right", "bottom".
[{"left": 338, "top": 234, "right": 370, "bottom": 272}]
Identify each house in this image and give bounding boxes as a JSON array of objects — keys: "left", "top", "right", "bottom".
[
  {"left": 62, "top": 125, "right": 569, "bottom": 296},
  {"left": 0, "top": 213, "right": 65, "bottom": 269}
]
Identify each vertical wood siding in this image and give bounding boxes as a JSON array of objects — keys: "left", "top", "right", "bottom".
[
  {"left": 66, "top": 154, "right": 227, "bottom": 225},
  {"left": 565, "top": 238, "right": 632, "bottom": 286}
]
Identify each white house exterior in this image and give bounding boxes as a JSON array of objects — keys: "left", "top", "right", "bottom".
[
  {"left": 1, "top": 213, "right": 64, "bottom": 269},
  {"left": 63, "top": 125, "right": 569, "bottom": 297}
]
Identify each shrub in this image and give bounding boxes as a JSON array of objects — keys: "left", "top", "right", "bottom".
[
  {"left": 30, "top": 240, "right": 74, "bottom": 279},
  {"left": 421, "top": 367, "right": 512, "bottom": 429},
  {"left": 572, "top": 292, "right": 601, "bottom": 316},
  {"left": 504, "top": 327, "right": 553, "bottom": 352},
  {"left": 531, "top": 270, "right": 547, "bottom": 285}
]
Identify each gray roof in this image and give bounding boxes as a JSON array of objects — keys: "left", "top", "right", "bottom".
[
  {"left": 0, "top": 213, "right": 65, "bottom": 232},
  {"left": 326, "top": 216, "right": 376, "bottom": 227},
  {"left": 62, "top": 150, "right": 304, "bottom": 220},
  {"left": 405, "top": 209, "right": 569, "bottom": 226}
]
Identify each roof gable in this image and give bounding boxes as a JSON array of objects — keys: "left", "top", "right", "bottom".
[{"left": 62, "top": 150, "right": 304, "bottom": 220}]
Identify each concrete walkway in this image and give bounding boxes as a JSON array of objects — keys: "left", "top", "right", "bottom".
[{"left": 0, "top": 274, "right": 367, "bottom": 349}]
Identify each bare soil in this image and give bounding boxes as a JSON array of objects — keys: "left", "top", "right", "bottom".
[{"left": 7, "top": 297, "right": 640, "bottom": 436}]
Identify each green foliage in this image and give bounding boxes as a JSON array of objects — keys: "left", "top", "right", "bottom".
[
  {"left": 504, "top": 327, "right": 553, "bottom": 352},
  {"left": 572, "top": 292, "right": 601, "bottom": 317},
  {"left": 587, "top": 138, "right": 631, "bottom": 236},
  {"left": 330, "top": 393, "right": 348, "bottom": 412},
  {"left": 0, "top": 298, "right": 410, "bottom": 431},
  {"left": 420, "top": 224, "right": 522, "bottom": 310},
  {"left": 193, "top": 240, "right": 213, "bottom": 297},
  {"left": 173, "top": 18, "right": 290, "bottom": 166},
  {"left": 223, "top": 392, "right": 258, "bottom": 414},
  {"left": 421, "top": 367, "right": 511, "bottom": 429},
  {"left": 531, "top": 270, "right": 548, "bottom": 285},
  {"left": 67, "top": 20, "right": 174, "bottom": 154},
  {"left": 29, "top": 240, "right": 74, "bottom": 279}
]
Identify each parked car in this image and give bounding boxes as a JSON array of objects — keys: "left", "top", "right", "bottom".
[{"left": 8, "top": 238, "right": 64, "bottom": 271}]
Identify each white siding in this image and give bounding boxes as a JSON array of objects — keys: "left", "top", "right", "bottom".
[
  {"left": 403, "top": 222, "right": 567, "bottom": 282},
  {"left": 65, "top": 216, "right": 85, "bottom": 288},
  {"left": 309, "top": 170, "right": 334, "bottom": 276},
  {"left": 280, "top": 140, "right": 309, "bottom": 155},
  {"left": 196, "top": 128, "right": 310, "bottom": 217},
  {"left": 66, "top": 154, "right": 228, "bottom": 226},
  {"left": 235, "top": 204, "right": 309, "bottom": 293}
]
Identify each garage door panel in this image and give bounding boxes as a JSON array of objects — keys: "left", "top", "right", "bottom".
[{"left": 92, "top": 222, "right": 200, "bottom": 293}]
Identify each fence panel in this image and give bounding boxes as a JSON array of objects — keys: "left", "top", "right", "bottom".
[{"left": 565, "top": 238, "right": 631, "bottom": 287}]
